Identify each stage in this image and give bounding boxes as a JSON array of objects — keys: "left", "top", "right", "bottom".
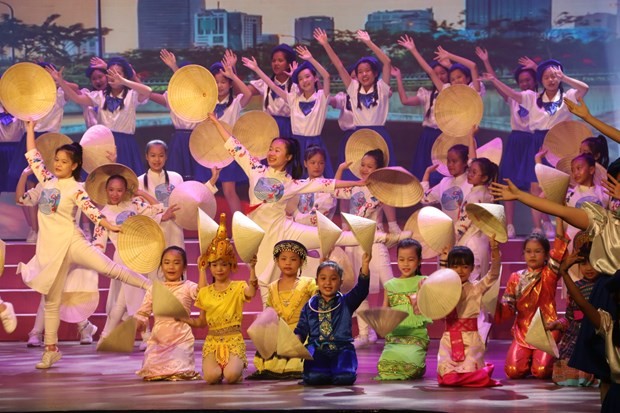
[{"left": 0, "top": 339, "right": 600, "bottom": 413}]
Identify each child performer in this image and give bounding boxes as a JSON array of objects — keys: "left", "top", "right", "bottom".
[
  {"left": 15, "top": 120, "right": 150, "bottom": 369},
  {"left": 376, "top": 238, "right": 432, "bottom": 380},
  {"left": 48, "top": 57, "right": 151, "bottom": 175},
  {"left": 548, "top": 234, "right": 599, "bottom": 387},
  {"left": 250, "top": 240, "right": 317, "bottom": 380},
  {"left": 334, "top": 150, "right": 395, "bottom": 348},
  {"left": 495, "top": 232, "right": 568, "bottom": 379},
  {"left": 93, "top": 174, "right": 171, "bottom": 343},
  {"left": 396, "top": 34, "right": 450, "bottom": 185},
  {"left": 181, "top": 214, "right": 258, "bottom": 384},
  {"left": 436, "top": 239, "right": 501, "bottom": 387},
  {"left": 247, "top": 44, "right": 296, "bottom": 137},
  {"left": 243, "top": 43, "right": 333, "bottom": 177},
  {"left": 134, "top": 246, "right": 201, "bottom": 381},
  {"left": 295, "top": 252, "right": 372, "bottom": 385}
]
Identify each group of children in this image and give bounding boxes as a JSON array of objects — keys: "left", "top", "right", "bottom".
[{"left": 0, "top": 28, "right": 619, "bottom": 411}]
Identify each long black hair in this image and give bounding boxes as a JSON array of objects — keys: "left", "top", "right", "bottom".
[{"left": 55, "top": 142, "right": 83, "bottom": 181}]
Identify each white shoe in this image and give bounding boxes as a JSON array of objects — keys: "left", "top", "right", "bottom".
[
  {"left": 79, "top": 321, "right": 98, "bottom": 345},
  {"left": 35, "top": 350, "right": 62, "bottom": 369},
  {"left": 507, "top": 224, "right": 516, "bottom": 239},
  {"left": 27, "top": 331, "right": 43, "bottom": 347},
  {"left": 0, "top": 302, "right": 17, "bottom": 334},
  {"left": 543, "top": 222, "right": 555, "bottom": 239},
  {"left": 26, "top": 229, "right": 38, "bottom": 243},
  {"left": 353, "top": 335, "right": 370, "bottom": 349},
  {"left": 368, "top": 328, "right": 378, "bottom": 344}
]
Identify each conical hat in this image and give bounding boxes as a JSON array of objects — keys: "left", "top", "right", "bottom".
[
  {"left": 464, "top": 203, "right": 508, "bottom": 243},
  {"left": 118, "top": 215, "right": 166, "bottom": 273},
  {"left": 152, "top": 281, "right": 188, "bottom": 318},
  {"left": 366, "top": 166, "right": 423, "bottom": 207},
  {"left": 328, "top": 247, "right": 355, "bottom": 294},
  {"left": 0, "top": 238, "right": 5, "bottom": 277},
  {"left": 341, "top": 212, "right": 376, "bottom": 255},
  {"left": 543, "top": 120, "right": 592, "bottom": 167},
  {"left": 169, "top": 180, "right": 217, "bottom": 230},
  {"left": 198, "top": 208, "right": 219, "bottom": 256},
  {"left": 276, "top": 318, "right": 313, "bottom": 360},
  {"left": 431, "top": 133, "right": 470, "bottom": 177},
  {"left": 358, "top": 308, "right": 408, "bottom": 337},
  {"left": 79, "top": 125, "right": 116, "bottom": 173},
  {"left": 189, "top": 119, "right": 234, "bottom": 169},
  {"left": 167, "top": 64, "right": 217, "bottom": 123},
  {"left": 417, "top": 268, "right": 462, "bottom": 320},
  {"left": 556, "top": 156, "right": 608, "bottom": 187},
  {"left": 96, "top": 317, "right": 137, "bottom": 353},
  {"left": 524, "top": 308, "right": 559, "bottom": 358},
  {"left": 344, "top": 128, "right": 390, "bottom": 179},
  {"left": 315, "top": 210, "right": 342, "bottom": 258},
  {"left": 35, "top": 132, "right": 73, "bottom": 172},
  {"left": 404, "top": 207, "right": 455, "bottom": 259},
  {"left": 232, "top": 111, "right": 279, "bottom": 160},
  {"left": 84, "top": 163, "right": 139, "bottom": 206},
  {"left": 476, "top": 137, "right": 503, "bottom": 167},
  {"left": 246, "top": 307, "right": 279, "bottom": 359},
  {"left": 0, "top": 62, "right": 57, "bottom": 121},
  {"left": 535, "top": 164, "right": 570, "bottom": 204},
  {"left": 481, "top": 265, "right": 502, "bottom": 314},
  {"left": 434, "top": 84, "right": 483, "bottom": 137},
  {"left": 231, "top": 211, "right": 265, "bottom": 264}
]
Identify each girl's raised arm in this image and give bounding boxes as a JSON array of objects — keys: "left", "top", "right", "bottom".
[
  {"left": 357, "top": 30, "right": 391, "bottom": 82},
  {"left": 296, "top": 45, "right": 330, "bottom": 95},
  {"left": 398, "top": 34, "right": 444, "bottom": 91},
  {"left": 242, "top": 56, "right": 287, "bottom": 101},
  {"left": 435, "top": 46, "right": 480, "bottom": 92},
  {"left": 314, "top": 27, "right": 351, "bottom": 88}
]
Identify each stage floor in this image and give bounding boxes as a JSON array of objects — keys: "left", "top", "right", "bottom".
[{"left": 0, "top": 339, "right": 600, "bottom": 413}]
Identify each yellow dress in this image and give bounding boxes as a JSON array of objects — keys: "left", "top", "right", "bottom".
[
  {"left": 195, "top": 281, "right": 250, "bottom": 368},
  {"left": 253, "top": 277, "right": 317, "bottom": 377}
]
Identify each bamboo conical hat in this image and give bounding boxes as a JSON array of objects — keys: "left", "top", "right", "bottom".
[
  {"left": 152, "top": 281, "right": 188, "bottom": 318},
  {"left": 434, "top": 84, "right": 483, "bottom": 137},
  {"left": 0, "top": 62, "right": 57, "bottom": 121},
  {"left": 198, "top": 208, "right": 219, "bottom": 256},
  {"left": 84, "top": 163, "right": 139, "bottom": 206},
  {"left": 96, "top": 317, "right": 137, "bottom": 353},
  {"left": 35, "top": 132, "right": 73, "bottom": 172},
  {"left": 247, "top": 307, "right": 279, "bottom": 359},
  {"left": 316, "top": 210, "right": 342, "bottom": 258},
  {"left": 358, "top": 308, "right": 408, "bottom": 337},
  {"left": 404, "top": 207, "right": 455, "bottom": 259},
  {"left": 543, "top": 120, "right": 592, "bottom": 167},
  {"left": 169, "top": 181, "right": 217, "bottom": 230},
  {"left": 431, "top": 133, "right": 470, "bottom": 177},
  {"left": 535, "top": 164, "right": 570, "bottom": 204},
  {"left": 476, "top": 137, "right": 503, "bottom": 167},
  {"left": 189, "top": 119, "right": 234, "bottom": 169},
  {"left": 417, "top": 268, "right": 462, "bottom": 320},
  {"left": 167, "top": 64, "right": 217, "bottom": 123},
  {"left": 341, "top": 212, "right": 376, "bottom": 255},
  {"left": 366, "top": 166, "right": 423, "bottom": 207},
  {"left": 232, "top": 111, "right": 279, "bottom": 159},
  {"left": 327, "top": 246, "right": 355, "bottom": 294},
  {"left": 276, "top": 318, "right": 313, "bottom": 360},
  {"left": 80, "top": 125, "right": 116, "bottom": 173},
  {"left": 231, "top": 211, "right": 265, "bottom": 264},
  {"left": 524, "top": 308, "right": 559, "bottom": 358},
  {"left": 118, "top": 215, "right": 165, "bottom": 274},
  {"left": 464, "top": 203, "right": 508, "bottom": 243},
  {"left": 344, "top": 128, "right": 390, "bottom": 179}
]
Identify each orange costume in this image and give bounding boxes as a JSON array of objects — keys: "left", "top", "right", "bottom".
[{"left": 495, "top": 237, "right": 568, "bottom": 379}]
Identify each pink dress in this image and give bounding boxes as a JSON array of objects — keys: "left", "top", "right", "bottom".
[{"left": 135, "top": 280, "right": 200, "bottom": 381}]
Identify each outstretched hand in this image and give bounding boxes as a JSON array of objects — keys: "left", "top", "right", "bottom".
[
  {"left": 564, "top": 96, "right": 590, "bottom": 119},
  {"left": 397, "top": 34, "right": 415, "bottom": 51},
  {"left": 313, "top": 27, "right": 329, "bottom": 45},
  {"left": 490, "top": 179, "right": 520, "bottom": 201},
  {"left": 475, "top": 46, "right": 489, "bottom": 61},
  {"left": 602, "top": 173, "right": 620, "bottom": 199}
]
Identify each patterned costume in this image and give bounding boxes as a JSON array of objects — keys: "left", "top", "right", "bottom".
[
  {"left": 376, "top": 276, "right": 431, "bottom": 380},
  {"left": 496, "top": 237, "right": 568, "bottom": 379},
  {"left": 135, "top": 280, "right": 200, "bottom": 381}
]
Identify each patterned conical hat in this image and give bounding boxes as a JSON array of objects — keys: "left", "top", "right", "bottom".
[
  {"left": 167, "top": 64, "right": 217, "bottom": 123},
  {"left": 232, "top": 211, "right": 265, "bottom": 264},
  {"left": 535, "top": 164, "right": 570, "bottom": 204},
  {"left": 525, "top": 308, "right": 559, "bottom": 358},
  {"left": 315, "top": 210, "right": 342, "bottom": 258},
  {"left": 152, "top": 280, "right": 188, "bottom": 318},
  {"left": 404, "top": 207, "right": 455, "bottom": 259},
  {"left": 341, "top": 212, "right": 376, "bottom": 255}
]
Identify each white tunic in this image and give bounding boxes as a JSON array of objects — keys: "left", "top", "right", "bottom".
[
  {"left": 346, "top": 78, "right": 390, "bottom": 126},
  {"left": 0, "top": 105, "right": 24, "bottom": 142},
  {"left": 508, "top": 97, "right": 531, "bottom": 132},
  {"left": 331, "top": 92, "right": 355, "bottom": 132},
  {"left": 34, "top": 88, "right": 66, "bottom": 133},
  {"left": 421, "top": 173, "right": 473, "bottom": 223},
  {"left": 251, "top": 78, "right": 292, "bottom": 117},
  {"left": 416, "top": 87, "right": 440, "bottom": 129},
  {"left": 162, "top": 91, "right": 199, "bottom": 130},
  {"left": 80, "top": 88, "right": 99, "bottom": 128},
  {"left": 287, "top": 89, "right": 328, "bottom": 136},
  {"left": 520, "top": 88, "right": 579, "bottom": 131},
  {"left": 216, "top": 93, "right": 244, "bottom": 125},
  {"left": 85, "top": 89, "right": 148, "bottom": 134}
]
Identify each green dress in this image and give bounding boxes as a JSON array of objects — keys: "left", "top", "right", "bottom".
[{"left": 376, "top": 275, "right": 432, "bottom": 380}]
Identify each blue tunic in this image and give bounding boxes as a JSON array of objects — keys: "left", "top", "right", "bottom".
[{"left": 295, "top": 274, "right": 369, "bottom": 385}]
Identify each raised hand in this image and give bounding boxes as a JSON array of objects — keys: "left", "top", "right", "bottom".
[
  {"left": 434, "top": 46, "right": 450, "bottom": 62},
  {"left": 161, "top": 204, "right": 180, "bottom": 222},
  {"left": 490, "top": 179, "right": 520, "bottom": 201},
  {"left": 223, "top": 49, "right": 238, "bottom": 67},
  {"left": 159, "top": 49, "right": 177, "bottom": 69},
  {"left": 356, "top": 30, "right": 371, "bottom": 44},
  {"left": 313, "top": 27, "right": 328, "bottom": 45},
  {"left": 518, "top": 56, "right": 537, "bottom": 71},
  {"left": 564, "top": 97, "right": 591, "bottom": 119},
  {"left": 45, "top": 65, "right": 64, "bottom": 83},
  {"left": 90, "top": 56, "right": 107, "bottom": 70},
  {"left": 295, "top": 45, "right": 312, "bottom": 61},
  {"left": 241, "top": 56, "right": 259, "bottom": 72},
  {"left": 397, "top": 34, "right": 416, "bottom": 51},
  {"left": 106, "top": 66, "right": 126, "bottom": 87},
  {"left": 602, "top": 173, "right": 620, "bottom": 199},
  {"left": 480, "top": 72, "right": 496, "bottom": 82},
  {"left": 391, "top": 66, "right": 402, "bottom": 78},
  {"left": 559, "top": 250, "right": 584, "bottom": 273},
  {"left": 549, "top": 65, "right": 564, "bottom": 82},
  {"left": 475, "top": 46, "right": 489, "bottom": 62},
  {"left": 283, "top": 61, "right": 298, "bottom": 78}
]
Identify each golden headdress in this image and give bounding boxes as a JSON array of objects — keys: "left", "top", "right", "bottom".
[{"left": 206, "top": 213, "right": 237, "bottom": 270}]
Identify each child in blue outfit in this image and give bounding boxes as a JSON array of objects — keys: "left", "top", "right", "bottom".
[{"left": 294, "top": 252, "right": 371, "bottom": 385}]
